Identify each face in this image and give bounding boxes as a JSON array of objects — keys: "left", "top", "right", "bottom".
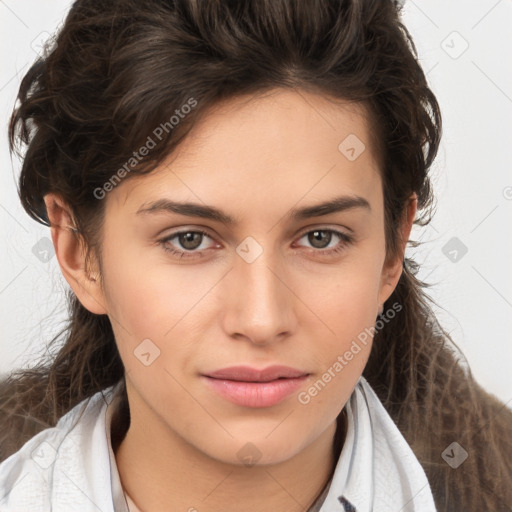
[{"left": 61, "top": 88, "right": 405, "bottom": 466}]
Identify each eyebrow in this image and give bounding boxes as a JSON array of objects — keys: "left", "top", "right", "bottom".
[{"left": 135, "top": 194, "right": 371, "bottom": 224}]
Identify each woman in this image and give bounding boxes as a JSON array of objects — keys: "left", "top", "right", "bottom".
[{"left": 1, "top": 1, "right": 511, "bottom": 511}]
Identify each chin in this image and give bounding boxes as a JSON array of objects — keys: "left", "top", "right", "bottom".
[{"left": 196, "top": 434, "right": 303, "bottom": 468}]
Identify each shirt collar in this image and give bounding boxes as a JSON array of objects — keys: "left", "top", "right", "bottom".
[
  {"left": 104, "top": 380, "right": 131, "bottom": 512},
  {"left": 318, "top": 376, "right": 436, "bottom": 512}
]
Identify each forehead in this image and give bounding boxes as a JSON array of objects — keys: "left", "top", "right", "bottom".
[{"left": 110, "top": 88, "right": 382, "bottom": 216}]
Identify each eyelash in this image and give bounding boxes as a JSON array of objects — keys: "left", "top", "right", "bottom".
[{"left": 158, "top": 228, "right": 354, "bottom": 260}]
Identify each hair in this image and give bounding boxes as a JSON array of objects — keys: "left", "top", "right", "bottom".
[{"left": 2, "top": 0, "right": 511, "bottom": 510}]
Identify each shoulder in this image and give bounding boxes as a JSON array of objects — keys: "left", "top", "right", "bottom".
[{"left": 0, "top": 385, "right": 118, "bottom": 511}]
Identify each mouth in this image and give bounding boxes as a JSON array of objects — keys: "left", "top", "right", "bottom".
[{"left": 201, "top": 365, "right": 310, "bottom": 408}]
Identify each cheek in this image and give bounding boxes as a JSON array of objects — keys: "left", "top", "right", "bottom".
[
  {"left": 293, "top": 255, "right": 383, "bottom": 394},
  {"left": 102, "top": 243, "right": 217, "bottom": 336},
  {"left": 299, "top": 256, "right": 383, "bottom": 336},
  {"left": 100, "top": 247, "right": 229, "bottom": 382},
  {"left": 296, "top": 285, "right": 375, "bottom": 422}
]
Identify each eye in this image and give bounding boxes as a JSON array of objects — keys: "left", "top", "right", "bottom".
[
  {"left": 294, "top": 228, "right": 354, "bottom": 256},
  {"left": 158, "top": 230, "right": 217, "bottom": 260}
]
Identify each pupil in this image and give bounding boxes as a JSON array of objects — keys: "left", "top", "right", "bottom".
[
  {"left": 309, "top": 230, "right": 331, "bottom": 249},
  {"left": 180, "top": 232, "right": 202, "bottom": 250}
]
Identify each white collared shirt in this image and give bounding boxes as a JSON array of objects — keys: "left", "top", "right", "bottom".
[{"left": 0, "top": 376, "right": 437, "bottom": 511}]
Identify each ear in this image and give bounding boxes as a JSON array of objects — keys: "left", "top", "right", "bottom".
[
  {"left": 43, "top": 192, "right": 107, "bottom": 315},
  {"left": 377, "top": 193, "right": 417, "bottom": 309}
]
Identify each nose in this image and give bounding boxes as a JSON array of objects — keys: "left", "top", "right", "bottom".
[{"left": 221, "top": 244, "right": 297, "bottom": 346}]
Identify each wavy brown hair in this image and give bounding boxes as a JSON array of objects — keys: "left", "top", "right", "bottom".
[{"left": 2, "top": 0, "right": 511, "bottom": 510}]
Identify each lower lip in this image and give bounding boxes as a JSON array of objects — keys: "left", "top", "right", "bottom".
[{"left": 202, "top": 375, "right": 309, "bottom": 408}]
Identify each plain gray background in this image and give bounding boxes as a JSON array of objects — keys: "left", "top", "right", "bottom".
[{"left": 1, "top": 1, "right": 511, "bottom": 407}]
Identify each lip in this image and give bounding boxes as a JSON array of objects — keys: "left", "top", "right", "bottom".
[
  {"left": 205, "top": 365, "right": 308, "bottom": 382},
  {"left": 202, "top": 365, "right": 310, "bottom": 408}
]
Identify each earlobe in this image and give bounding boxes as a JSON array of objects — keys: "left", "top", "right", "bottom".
[{"left": 43, "top": 193, "right": 107, "bottom": 315}]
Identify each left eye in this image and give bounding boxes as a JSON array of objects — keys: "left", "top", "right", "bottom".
[
  {"left": 295, "top": 228, "right": 353, "bottom": 251},
  {"left": 158, "top": 228, "right": 353, "bottom": 259}
]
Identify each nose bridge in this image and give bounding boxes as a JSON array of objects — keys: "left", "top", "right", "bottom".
[{"left": 224, "top": 236, "right": 295, "bottom": 343}]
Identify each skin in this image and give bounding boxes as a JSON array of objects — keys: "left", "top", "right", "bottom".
[{"left": 44, "top": 88, "right": 416, "bottom": 512}]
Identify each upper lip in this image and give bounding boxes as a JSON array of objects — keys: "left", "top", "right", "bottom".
[{"left": 204, "top": 365, "right": 309, "bottom": 382}]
